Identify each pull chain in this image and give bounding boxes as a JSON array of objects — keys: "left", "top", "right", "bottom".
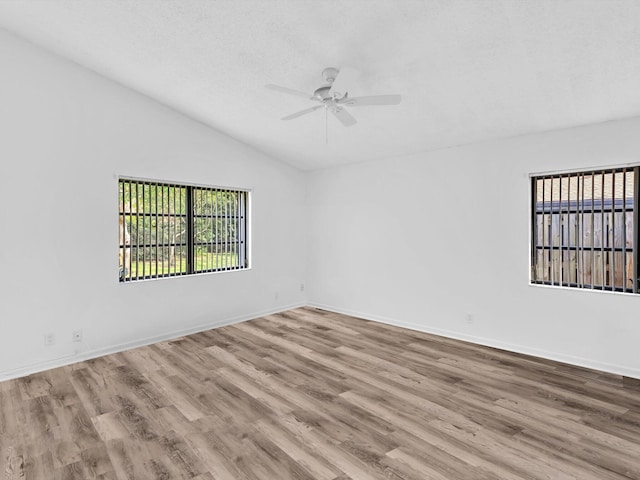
[{"left": 325, "top": 106, "right": 328, "bottom": 145}]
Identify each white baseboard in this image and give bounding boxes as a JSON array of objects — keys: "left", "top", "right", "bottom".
[
  {"left": 4, "top": 301, "right": 639, "bottom": 382},
  {"left": 0, "top": 303, "right": 304, "bottom": 382},
  {"left": 307, "top": 302, "right": 640, "bottom": 380}
]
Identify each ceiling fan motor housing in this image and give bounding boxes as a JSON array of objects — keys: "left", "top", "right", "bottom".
[{"left": 314, "top": 85, "right": 333, "bottom": 101}]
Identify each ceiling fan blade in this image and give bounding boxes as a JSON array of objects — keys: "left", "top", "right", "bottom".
[
  {"left": 329, "top": 66, "right": 358, "bottom": 97},
  {"left": 281, "top": 105, "right": 323, "bottom": 120},
  {"left": 330, "top": 106, "right": 357, "bottom": 127},
  {"left": 265, "top": 84, "right": 313, "bottom": 100},
  {"left": 339, "top": 94, "right": 402, "bottom": 106}
]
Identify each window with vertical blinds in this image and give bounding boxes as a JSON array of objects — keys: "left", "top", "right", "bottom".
[
  {"left": 118, "top": 178, "right": 249, "bottom": 282},
  {"left": 531, "top": 166, "right": 638, "bottom": 293}
]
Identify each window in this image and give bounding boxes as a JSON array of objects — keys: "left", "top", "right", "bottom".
[
  {"left": 118, "top": 178, "right": 249, "bottom": 282},
  {"left": 531, "top": 166, "right": 639, "bottom": 293}
]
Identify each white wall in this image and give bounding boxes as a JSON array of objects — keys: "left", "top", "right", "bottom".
[
  {"left": 307, "top": 117, "right": 640, "bottom": 379},
  {"left": 3, "top": 26, "right": 639, "bottom": 383},
  {"left": 0, "top": 29, "right": 306, "bottom": 379}
]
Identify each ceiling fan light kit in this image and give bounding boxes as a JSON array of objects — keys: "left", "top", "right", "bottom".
[{"left": 265, "top": 66, "right": 402, "bottom": 129}]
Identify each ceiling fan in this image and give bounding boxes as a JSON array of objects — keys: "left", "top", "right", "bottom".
[{"left": 265, "top": 67, "right": 401, "bottom": 127}]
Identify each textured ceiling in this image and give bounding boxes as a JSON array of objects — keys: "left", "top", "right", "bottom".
[{"left": 1, "top": 0, "right": 640, "bottom": 171}]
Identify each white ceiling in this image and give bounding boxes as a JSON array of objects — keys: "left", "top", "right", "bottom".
[{"left": 1, "top": 0, "right": 640, "bottom": 171}]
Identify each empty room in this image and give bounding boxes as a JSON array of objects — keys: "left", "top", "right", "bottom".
[{"left": 1, "top": 1, "right": 639, "bottom": 479}]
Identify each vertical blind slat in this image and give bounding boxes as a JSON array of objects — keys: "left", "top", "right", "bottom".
[
  {"left": 611, "top": 172, "right": 616, "bottom": 289},
  {"left": 623, "top": 169, "right": 628, "bottom": 292},
  {"left": 591, "top": 171, "right": 595, "bottom": 290},
  {"left": 601, "top": 173, "right": 605, "bottom": 289},
  {"left": 634, "top": 167, "right": 639, "bottom": 294},
  {"left": 224, "top": 190, "right": 231, "bottom": 270},
  {"left": 580, "top": 172, "right": 585, "bottom": 288}
]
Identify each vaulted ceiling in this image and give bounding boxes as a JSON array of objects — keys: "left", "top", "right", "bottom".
[{"left": 1, "top": 0, "right": 640, "bottom": 170}]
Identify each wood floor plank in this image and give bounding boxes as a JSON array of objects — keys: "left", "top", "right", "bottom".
[
  {"left": 252, "top": 417, "right": 343, "bottom": 480},
  {"left": 1, "top": 306, "right": 639, "bottom": 479}
]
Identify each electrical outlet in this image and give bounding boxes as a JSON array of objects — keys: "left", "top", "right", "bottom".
[
  {"left": 72, "top": 330, "right": 83, "bottom": 342},
  {"left": 466, "top": 314, "right": 474, "bottom": 325},
  {"left": 274, "top": 291, "right": 279, "bottom": 301},
  {"left": 300, "top": 283, "right": 305, "bottom": 292},
  {"left": 44, "top": 333, "right": 55, "bottom": 346}
]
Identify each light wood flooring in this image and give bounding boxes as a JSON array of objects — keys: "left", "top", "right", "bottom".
[{"left": 1, "top": 307, "right": 639, "bottom": 479}]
